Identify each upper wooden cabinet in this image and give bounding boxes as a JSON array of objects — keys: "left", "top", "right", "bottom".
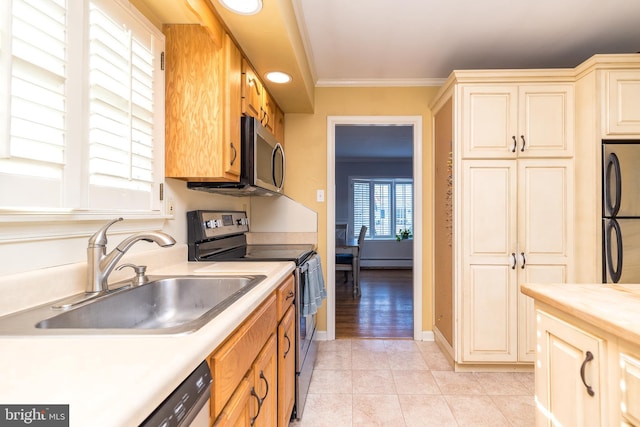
[
  {"left": 604, "top": 70, "right": 640, "bottom": 136},
  {"left": 164, "top": 22, "right": 242, "bottom": 181},
  {"left": 461, "top": 84, "right": 574, "bottom": 159},
  {"left": 241, "top": 59, "right": 285, "bottom": 143}
]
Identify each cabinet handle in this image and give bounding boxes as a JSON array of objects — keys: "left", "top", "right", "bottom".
[
  {"left": 511, "top": 136, "right": 517, "bottom": 152},
  {"left": 249, "top": 77, "right": 261, "bottom": 95},
  {"left": 229, "top": 142, "right": 237, "bottom": 166},
  {"left": 510, "top": 253, "right": 517, "bottom": 270},
  {"left": 283, "top": 332, "right": 291, "bottom": 358},
  {"left": 286, "top": 290, "right": 295, "bottom": 301},
  {"left": 250, "top": 387, "right": 262, "bottom": 426},
  {"left": 520, "top": 252, "right": 526, "bottom": 269},
  {"left": 520, "top": 135, "right": 526, "bottom": 152},
  {"left": 580, "top": 351, "right": 596, "bottom": 397},
  {"left": 258, "top": 370, "right": 269, "bottom": 400}
]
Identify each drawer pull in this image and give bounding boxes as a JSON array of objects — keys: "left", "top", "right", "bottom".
[
  {"left": 286, "top": 290, "right": 294, "bottom": 301},
  {"left": 580, "top": 351, "right": 595, "bottom": 397},
  {"left": 258, "top": 370, "right": 269, "bottom": 400},
  {"left": 250, "top": 387, "right": 262, "bottom": 426}
]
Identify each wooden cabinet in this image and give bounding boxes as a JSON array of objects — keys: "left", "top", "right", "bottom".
[
  {"left": 208, "top": 274, "right": 296, "bottom": 427},
  {"left": 461, "top": 159, "right": 573, "bottom": 363},
  {"left": 604, "top": 70, "right": 640, "bottom": 136},
  {"left": 461, "top": 84, "right": 574, "bottom": 158},
  {"left": 432, "top": 72, "right": 575, "bottom": 368},
  {"left": 278, "top": 306, "right": 295, "bottom": 427},
  {"left": 164, "top": 19, "right": 242, "bottom": 181},
  {"left": 275, "top": 275, "right": 295, "bottom": 426},
  {"left": 241, "top": 59, "right": 285, "bottom": 143},
  {"left": 209, "top": 294, "right": 277, "bottom": 423},
  {"left": 536, "top": 309, "right": 606, "bottom": 427}
]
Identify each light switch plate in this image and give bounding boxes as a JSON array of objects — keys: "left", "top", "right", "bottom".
[{"left": 316, "top": 189, "right": 325, "bottom": 202}]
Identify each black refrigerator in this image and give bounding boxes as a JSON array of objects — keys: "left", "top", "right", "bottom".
[{"left": 602, "top": 140, "right": 640, "bottom": 283}]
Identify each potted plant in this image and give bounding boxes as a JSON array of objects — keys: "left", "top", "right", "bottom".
[{"left": 395, "top": 228, "right": 412, "bottom": 241}]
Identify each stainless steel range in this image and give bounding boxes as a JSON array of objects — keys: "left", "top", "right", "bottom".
[{"left": 187, "top": 210, "right": 321, "bottom": 421}]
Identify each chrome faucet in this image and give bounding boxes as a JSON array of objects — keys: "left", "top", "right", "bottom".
[{"left": 86, "top": 218, "right": 176, "bottom": 294}]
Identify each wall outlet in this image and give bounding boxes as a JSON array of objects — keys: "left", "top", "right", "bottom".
[{"left": 167, "top": 199, "right": 175, "bottom": 218}]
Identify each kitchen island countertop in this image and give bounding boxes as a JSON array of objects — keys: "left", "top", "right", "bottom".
[
  {"left": 520, "top": 282, "right": 640, "bottom": 343},
  {"left": 0, "top": 260, "right": 295, "bottom": 426}
]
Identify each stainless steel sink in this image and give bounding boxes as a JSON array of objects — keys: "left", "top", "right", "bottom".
[{"left": 0, "top": 275, "right": 266, "bottom": 335}]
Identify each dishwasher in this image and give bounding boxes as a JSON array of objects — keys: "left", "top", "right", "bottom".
[{"left": 140, "top": 361, "right": 212, "bottom": 427}]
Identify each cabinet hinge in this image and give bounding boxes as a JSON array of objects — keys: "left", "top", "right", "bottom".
[{"left": 161, "top": 52, "right": 165, "bottom": 71}]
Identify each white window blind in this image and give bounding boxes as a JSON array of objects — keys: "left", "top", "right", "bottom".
[
  {"left": 352, "top": 178, "right": 413, "bottom": 240},
  {"left": 0, "top": 0, "right": 164, "bottom": 213}
]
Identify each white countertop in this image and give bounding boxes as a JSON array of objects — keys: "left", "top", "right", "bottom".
[
  {"left": 520, "top": 282, "right": 640, "bottom": 343},
  {"left": 0, "top": 261, "right": 295, "bottom": 426}
]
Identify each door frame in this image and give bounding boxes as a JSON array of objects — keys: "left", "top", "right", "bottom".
[{"left": 326, "top": 115, "right": 423, "bottom": 340}]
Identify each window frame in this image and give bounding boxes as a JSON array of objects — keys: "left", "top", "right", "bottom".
[
  {"left": 0, "top": 0, "right": 167, "bottom": 231},
  {"left": 349, "top": 176, "right": 414, "bottom": 241}
]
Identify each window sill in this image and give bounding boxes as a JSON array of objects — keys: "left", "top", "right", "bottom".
[{"left": 0, "top": 210, "right": 169, "bottom": 244}]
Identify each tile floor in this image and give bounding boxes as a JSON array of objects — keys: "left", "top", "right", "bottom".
[{"left": 290, "top": 339, "right": 535, "bottom": 427}]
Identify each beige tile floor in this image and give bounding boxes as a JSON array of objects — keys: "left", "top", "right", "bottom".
[{"left": 290, "top": 339, "right": 535, "bottom": 427}]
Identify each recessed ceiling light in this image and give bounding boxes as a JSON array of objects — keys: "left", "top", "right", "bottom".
[
  {"left": 265, "top": 71, "right": 292, "bottom": 84},
  {"left": 219, "top": 0, "right": 262, "bottom": 15}
]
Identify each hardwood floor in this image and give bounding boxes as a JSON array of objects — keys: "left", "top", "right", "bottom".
[{"left": 335, "top": 268, "right": 413, "bottom": 339}]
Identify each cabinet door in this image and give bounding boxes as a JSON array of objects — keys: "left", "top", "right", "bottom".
[
  {"left": 518, "top": 85, "right": 574, "bottom": 158},
  {"left": 461, "top": 160, "right": 518, "bottom": 362},
  {"left": 242, "top": 60, "right": 263, "bottom": 121},
  {"left": 605, "top": 70, "right": 640, "bottom": 136},
  {"left": 262, "top": 91, "right": 276, "bottom": 134},
  {"left": 165, "top": 24, "right": 226, "bottom": 180},
  {"left": 517, "top": 159, "right": 574, "bottom": 361},
  {"left": 461, "top": 85, "right": 518, "bottom": 158},
  {"left": 224, "top": 34, "right": 242, "bottom": 178},
  {"left": 274, "top": 106, "right": 285, "bottom": 145},
  {"left": 213, "top": 377, "right": 253, "bottom": 427},
  {"left": 253, "top": 334, "right": 277, "bottom": 427},
  {"left": 278, "top": 306, "right": 296, "bottom": 427},
  {"left": 536, "top": 310, "right": 605, "bottom": 427}
]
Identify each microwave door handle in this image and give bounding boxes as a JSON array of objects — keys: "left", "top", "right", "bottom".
[
  {"left": 605, "top": 153, "right": 622, "bottom": 217},
  {"left": 606, "top": 218, "right": 623, "bottom": 283},
  {"left": 272, "top": 143, "right": 285, "bottom": 190}
]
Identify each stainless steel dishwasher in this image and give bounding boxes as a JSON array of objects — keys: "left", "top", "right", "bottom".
[{"left": 140, "top": 361, "right": 211, "bottom": 427}]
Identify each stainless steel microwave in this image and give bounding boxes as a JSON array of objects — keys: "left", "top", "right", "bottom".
[{"left": 187, "top": 116, "right": 285, "bottom": 196}]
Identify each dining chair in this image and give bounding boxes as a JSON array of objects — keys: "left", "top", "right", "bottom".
[{"left": 335, "top": 225, "right": 367, "bottom": 297}]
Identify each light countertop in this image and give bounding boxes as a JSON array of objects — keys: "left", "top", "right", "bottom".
[
  {"left": 520, "top": 282, "right": 640, "bottom": 343},
  {"left": 0, "top": 260, "right": 295, "bottom": 426}
]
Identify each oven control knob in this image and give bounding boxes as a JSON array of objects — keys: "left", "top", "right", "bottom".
[
  {"left": 204, "top": 219, "right": 222, "bottom": 229},
  {"left": 236, "top": 218, "right": 249, "bottom": 226}
]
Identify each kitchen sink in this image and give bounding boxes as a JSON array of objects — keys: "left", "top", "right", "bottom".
[{"left": 0, "top": 275, "right": 266, "bottom": 335}]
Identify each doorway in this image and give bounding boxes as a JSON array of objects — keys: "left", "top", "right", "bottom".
[{"left": 326, "top": 116, "right": 423, "bottom": 341}]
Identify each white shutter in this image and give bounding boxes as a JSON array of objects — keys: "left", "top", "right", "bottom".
[
  {"left": 395, "top": 182, "right": 413, "bottom": 235},
  {"left": 87, "top": 0, "right": 161, "bottom": 211},
  {"left": 374, "top": 182, "right": 391, "bottom": 237},
  {"left": 0, "top": 0, "right": 67, "bottom": 208},
  {"left": 353, "top": 180, "right": 370, "bottom": 239}
]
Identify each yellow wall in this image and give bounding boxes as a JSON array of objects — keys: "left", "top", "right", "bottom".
[{"left": 284, "top": 86, "right": 440, "bottom": 334}]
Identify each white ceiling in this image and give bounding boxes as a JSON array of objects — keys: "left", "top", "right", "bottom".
[{"left": 295, "top": 0, "right": 640, "bottom": 85}]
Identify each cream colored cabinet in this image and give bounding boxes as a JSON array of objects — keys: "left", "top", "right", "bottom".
[
  {"left": 164, "top": 18, "right": 242, "bottom": 181},
  {"left": 535, "top": 309, "right": 606, "bottom": 427},
  {"left": 461, "top": 159, "right": 573, "bottom": 363},
  {"left": 461, "top": 84, "right": 574, "bottom": 159},
  {"left": 604, "top": 70, "right": 640, "bottom": 136}
]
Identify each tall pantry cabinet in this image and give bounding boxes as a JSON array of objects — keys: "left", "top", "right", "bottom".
[{"left": 432, "top": 71, "right": 575, "bottom": 368}]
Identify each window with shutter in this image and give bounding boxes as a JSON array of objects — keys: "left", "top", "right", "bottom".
[
  {"left": 351, "top": 178, "right": 413, "bottom": 240},
  {"left": 0, "top": 0, "right": 164, "bottom": 214}
]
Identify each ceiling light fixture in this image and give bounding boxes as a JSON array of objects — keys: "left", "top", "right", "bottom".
[
  {"left": 219, "top": 0, "right": 262, "bottom": 15},
  {"left": 265, "top": 71, "right": 292, "bottom": 84}
]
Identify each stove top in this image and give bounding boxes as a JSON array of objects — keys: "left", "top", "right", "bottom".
[{"left": 187, "top": 210, "right": 316, "bottom": 265}]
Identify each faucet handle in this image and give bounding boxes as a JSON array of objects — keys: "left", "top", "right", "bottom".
[
  {"left": 88, "top": 217, "right": 123, "bottom": 248},
  {"left": 116, "top": 263, "right": 148, "bottom": 286}
]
